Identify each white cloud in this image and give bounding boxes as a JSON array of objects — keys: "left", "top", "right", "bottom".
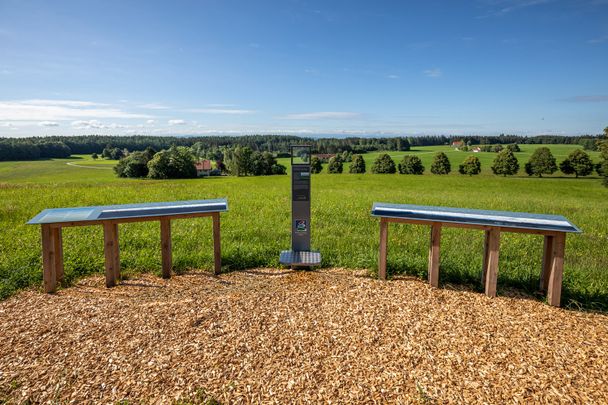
[
  {"left": 146, "top": 119, "right": 156, "bottom": 124},
  {"left": 168, "top": 119, "right": 187, "bottom": 126},
  {"left": 281, "top": 112, "right": 361, "bottom": 120},
  {"left": 386, "top": 74, "right": 400, "bottom": 79},
  {"left": 38, "top": 121, "right": 59, "bottom": 127},
  {"left": 423, "top": 68, "right": 442, "bottom": 78},
  {"left": 186, "top": 108, "right": 255, "bottom": 115},
  {"left": 138, "top": 103, "right": 170, "bottom": 110},
  {"left": 477, "top": 0, "right": 553, "bottom": 18},
  {"left": 71, "top": 120, "right": 105, "bottom": 129},
  {"left": 0, "top": 99, "right": 150, "bottom": 121},
  {"left": 206, "top": 103, "right": 238, "bottom": 108},
  {"left": 22, "top": 99, "right": 105, "bottom": 107},
  {"left": 0, "top": 122, "right": 17, "bottom": 130},
  {"left": 108, "top": 123, "right": 127, "bottom": 129}
]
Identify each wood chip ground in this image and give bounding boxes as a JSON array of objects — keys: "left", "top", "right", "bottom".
[{"left": 1, "top": 269, "right": 607, "bottom": 403}]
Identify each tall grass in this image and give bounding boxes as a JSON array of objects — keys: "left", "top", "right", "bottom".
[{"left": 0, "top": 145, "right": 606, "bottom": 310}]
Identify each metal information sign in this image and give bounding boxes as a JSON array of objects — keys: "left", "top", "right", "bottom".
[{"left": 280, "top": 145, "right": 321, "bottom": 266}]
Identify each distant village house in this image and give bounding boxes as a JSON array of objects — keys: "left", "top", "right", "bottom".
[{"left": 195, "top": 160, "right": 212, "bottom": 177}]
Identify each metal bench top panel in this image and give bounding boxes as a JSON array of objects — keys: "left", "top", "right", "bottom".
[
  {"left": 27, "top": 198, "right": 228, "bottom": 225},
  {"left": 371, "top": 202, "right": 581, "bottom": 233}
]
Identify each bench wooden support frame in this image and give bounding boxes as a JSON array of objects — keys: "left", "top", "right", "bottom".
[
  {"left": 376, "top": 217, "right": 568, "bottom": 306},
  {"left": 39, "top": 212, "right": 222, "bottom": 293}
]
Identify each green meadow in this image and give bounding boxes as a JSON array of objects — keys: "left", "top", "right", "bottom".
[{"left": 0, "top": 144, "right": 606, "bottom": 310}]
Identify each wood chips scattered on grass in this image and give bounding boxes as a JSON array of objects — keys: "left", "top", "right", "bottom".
[{"left": 1, "top": 269, "right": 607, "bottom": 403}]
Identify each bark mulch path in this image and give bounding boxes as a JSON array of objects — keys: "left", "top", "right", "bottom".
[{"left": 1, "top": 268, "right": 607, "bottom": 404}]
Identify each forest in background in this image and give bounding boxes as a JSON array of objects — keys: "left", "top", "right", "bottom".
[{"left": 0, "top": 133, "right": 604, "bottom": 161}]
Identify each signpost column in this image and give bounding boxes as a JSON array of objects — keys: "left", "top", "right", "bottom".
[{"left": 280, "top": 145, "right": 321, "bottom": 267}]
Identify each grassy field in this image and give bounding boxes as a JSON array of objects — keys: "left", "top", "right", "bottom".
[{"left": 0, "top": 144, "right": 606, "bottom": 310}]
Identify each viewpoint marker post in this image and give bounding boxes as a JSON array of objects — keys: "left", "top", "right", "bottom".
[{"left": 279, "top": 145, "right": 321, "bottom": 267}]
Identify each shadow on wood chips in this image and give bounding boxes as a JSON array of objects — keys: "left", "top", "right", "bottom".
[{"left": 0, "top": 268, "right": 607, "bottom": 403}]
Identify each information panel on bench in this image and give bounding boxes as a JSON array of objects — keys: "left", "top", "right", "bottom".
[
  {"left": 371, "top": 202, "right": 581, "bottom": 233},
  {"left": 28, "top": 199, "right": 228, "bottom": 225}
]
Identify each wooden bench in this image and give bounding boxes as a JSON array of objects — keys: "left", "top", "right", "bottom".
[
  {"left": 371, "top": 203, "right": 581, "bottom": 307},
  {"left": 28, "top": 199, "right": 228, "bottom": 293}
]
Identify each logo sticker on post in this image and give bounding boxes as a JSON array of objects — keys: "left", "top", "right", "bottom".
[{"left": 295, "top": 219, "right": 307, "bottom": 233}]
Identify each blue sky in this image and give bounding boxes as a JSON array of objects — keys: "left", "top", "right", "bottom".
[{"left": 0, "top": 0, "right": 607, "bottom": 137}]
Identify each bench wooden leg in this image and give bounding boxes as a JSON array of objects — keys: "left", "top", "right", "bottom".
[
  {"left": 212, "top": 213, "right": 221, "bottom": 275},
  {"left": 41, "top": 224, "right": 57, "bottom": 293},
  {"left": 103, "top": 222, "right": 120, "bottom": 287},
  {"left": 428, "top": 223, "right": 441, "bottom": 288},
  {"left": 540, "top": 235, "right": 554, "bottom": 292},
  {"left": 547, "top": 233, "right": 566, "bottom": 307},
  {"left": 52, "top": 226, "right": 64, "bottom": 284},
  {"left": 484, "top": 228, "right": 500, "bottom": 298},
  {"left": 378, "top": 218, "right": 388, "bottom": 280},
  {"left": 160, "top": 218, "right": 172, "bottom": 279},
  {"left": 481, "top": 230, "right": 490, "bottom": 285}
]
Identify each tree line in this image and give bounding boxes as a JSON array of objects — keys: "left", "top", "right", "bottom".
[
  {"left": 0, "top": 135, "right": 412, "bottom": 161},
  {"left": 0, "top": 140, "right": 72, "bottom": 161},
  {"left": 3, "top": 132, "right": 606, "bottom": 162},
  {"left": 310, "top": 146, "right": 606, "bottom": 180}
]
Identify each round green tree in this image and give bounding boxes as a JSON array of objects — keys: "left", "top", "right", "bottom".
[
  {"left": 559, "top": 149, "right": 594, "bottom": 178},
  {"left": 327, "top": 156, "right": 343, "bottom": 173},
  {"left": 114, "top": 151, "right": 150, "bottom": 178},
  {"left": 371, "top": 153, "right": 396, "bottom": 174},
  {"left": 491, "top": 149, "right": 519, "bottom": 176},
  {"left": 310, "top": 156, "right": 323, "bottom": 174},
  {"left": 602, "top": 127, "right": 608, "bottom": 186},
  {"left": 398, "top": 155, "right": 425, "bottom": 174},
  {"left": 524, "top": 147, "right": 557, "bottom": 177},
  {"left": 430, "top": 152, "right": 451, "bottom": 175},
  {"left": 349, "top": 154, "right": 366, "bottom": 173},
  {"left": 147, "top": 146, "right": 197, "bottom": 179},
  {"left": 458, "top": 155, "right": 481, "bottom": 176}
]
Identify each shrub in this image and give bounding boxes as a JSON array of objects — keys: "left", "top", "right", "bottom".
[
  {"left": 251, "top": 151, "right": 280, "bottom": 176},
  {"left": 271, "top": 163, "right": 287, "bottom": 175},
  {"left": 506, "top": 143, "right": 521, "bottom": 152},
  {"left": 491, "top": 149, "right": 519, "bottom": 176},
  {"left": 524, "top": 147, "right": 557, "bottom": 177},
  {"left": 430, "top": 152, "right": 451, "bottom": 175},
  {"left": 310, "top": 156, "right": 323, "bottom": 174},
  {"left": 371, "top": 154, "right": 396, "bottom": 174},
  {"left": 349, "top": 154, "right": 366, "bottom": 173},
  {"left": 559, "top": 149, "right": 594, "bottom": 178},
  {"left": 340, "top": 150, "right": 353, "bottom": 162},
  {"left": 102, "top": 145, "right": 125, "bottom": 160},
  {"left": 114, "top": 151, "right": 150, "bottom": 178},
  {"left": 147, "top": 146, "right": 197, "bottom": 179},
  {"left": 327, "top": 156, "right": 343, "bottom": 173},
  {"left": 398, "top": 155, "right": 425, "bottom": 174},
  {"left": 458, "top": 156, "right": 481, "bottom": 176}
]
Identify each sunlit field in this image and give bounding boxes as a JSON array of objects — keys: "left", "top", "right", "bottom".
[{"left": 0, "top": 144, "right": 606, "bottom": 310}]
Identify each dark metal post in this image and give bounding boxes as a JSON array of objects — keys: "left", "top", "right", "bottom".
[{"left": 280, "top": 145, "right": 321, "bottom": 267}]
